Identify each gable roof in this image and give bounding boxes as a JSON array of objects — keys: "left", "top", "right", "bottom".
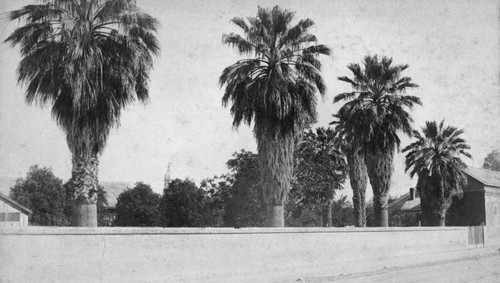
[
  {"left": 400, "top": 199, "right": 421, "bottom": 211},
  {"left": 465, "top": 167, "right": 500, "bottom": 188},
  {"left": 0, "top": 192, "right": 32, "bottom": 215},
  {"left": 388, "top": 192, "right": 411, "bottom": 212},
  {"left": 389, "top": 191, "right": 421, "bottom": 212}
]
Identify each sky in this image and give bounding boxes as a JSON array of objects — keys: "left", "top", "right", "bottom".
[{"left": 0, "top": 0, "right": 499, "bottom": 199}]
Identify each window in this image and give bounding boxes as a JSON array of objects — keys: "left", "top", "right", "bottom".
[{"left": 0, "top": 212, "right": 21, "bottom": 222}]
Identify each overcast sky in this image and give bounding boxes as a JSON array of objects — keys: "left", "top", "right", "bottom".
[{"left": 0, "top": 0, "right": 499, "bottom": 199}]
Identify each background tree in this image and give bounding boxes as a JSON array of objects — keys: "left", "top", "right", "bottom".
[
  {"left": 331, "top": 111, "right": 368, "bottom": 227},
  {"left": 160, "top": 178, "right": 210, "bottom": 227},
  {"left": 203, "top": 148, "right": 351, "bottom": 228},
  {"left": 286, "top": 195, "right": 354, "bottom": 227},
  {"left": 201, "top": 151, "right": 265, "bottom": 227},
  {"left": 10, "top": 165, "right": 67, "bottom": 226},
  {"left": 199, "top": 175, "right": 232, "bottom": 227},
  {"left": 114, "top": 182, "right": 160, "bottom": 227},
  {"left": 96, "top": 185, "right": 109, "bottom": 226},
  {"left": 403, "top": 120, "right": 471, "bottom": 226},
  {"left": 334, "top": 55, "right": 420, "bottom": 226},
  {"left": 224, "top": 150, "right": 266, "bottom": 227},
  {"left": 329, "top": 195, "right": 355, "bottom": 227},
  {"left": 5, "top": 0, "right": 160, "bottom": 226},
  {"left": 482, "top": 150, "right": 500, "bottom": 171},
  {"left": 220, "top": 6, "right": 330, "bottom": 226},
  {"left": 289, "top": 127, "right": 348, "bottom": 227}
]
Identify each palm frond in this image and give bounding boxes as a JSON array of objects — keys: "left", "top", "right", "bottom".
[
  {"left": 222, "top": 33, "right": 255, "bottom": 55},
  {"left": 6, "top": 0, "right": 159, "bottom": 155},
  {"left": 220, "top": 6, "right": 329, "bottom": 137},
  {"left": 335, "top": 55, "right": 421, "bottom": 153}
]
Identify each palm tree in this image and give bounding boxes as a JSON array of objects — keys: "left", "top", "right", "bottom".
[
  {"left": 334, "top": 55, "right": 420, "bottom": 226},
  {"left": 5, "top": 0, "right": 159, "bottom": 226},
  {"left": 403, "top": 120, "right": 471, "bottom": 226},
  {"left": 331, "top": 110, "right": 368, "bottom": 227},
  {"left": 219, "top": 6, "right": 330, "bottom": 226}
]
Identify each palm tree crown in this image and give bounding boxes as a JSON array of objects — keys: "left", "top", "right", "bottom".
[
  {"left": 219, "top": 6, "right": 330, "bottom": 136},
  {"left": 334, "top": 55, "right": 420, "bottom": 151},
  {"left": 5, "top": 0, "right": 160, "bottom": 155},
  {"left": 297, "top": 128, "right": 344, "bottom": 164},
  {"left": 403, "top": 120, "right": 471, "bottom": 193},
  {"left": 403, "top": 120, "right": 471, "bottom": 225},
  {"left": 334, "top": 55, "right": 420, "bottom": 226}
]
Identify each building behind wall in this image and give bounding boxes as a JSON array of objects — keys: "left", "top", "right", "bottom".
[
  {"left": 447, "top": 167, "right": 500, "bottom": 227},
  {"left": 389, "top": 167, "right": 500, "bottom": 227},
  {"left": 388, "top": 188, "right": 421, "bottom": 226},
  {"left": 0, "top": 192, "right": 32, "bottom": 226}
]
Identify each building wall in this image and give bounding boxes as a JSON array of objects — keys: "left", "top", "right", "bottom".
[
  {"left": 464, "top": 175, "right": 485, "bottom": 192},
  {"left": 484, "top": 226, "right": 500, "bottom": 247},
  {"left": 449, "top": 176, "right": 500, "bottom": 227},
  {"left": 485, "top": 186, "right": 500, "bottom": 227},
  {"left": 447, "top": 191, "right": 485, "bottom": 226},
  {"left": 447, "top": 176, "right": 486, "bottom": 226},
  {"left": 0, "top": 227, "right": 473, "bottom": 282},
  {"left": 0, "top": 200, "right": 29, "bottom": 227}
]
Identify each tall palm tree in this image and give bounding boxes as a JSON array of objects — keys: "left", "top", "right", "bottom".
[
  {"left": 403, "top": 120, "right": 471, "bottom": 226},
  {"left": 219, "top": 6, "right": 330, "bottom": 226},
  {"left": 5, "top": 0, "right": 159, "bottom": 226},
  {"left": 334, "top": 55, "right": 420, "bottom": 226},
  {"left": 331, "top": 110, "right": 368, "bottom": 227}
]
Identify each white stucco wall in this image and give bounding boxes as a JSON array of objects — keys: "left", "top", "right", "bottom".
[
  {"left": 485, "top": 187, "right": 500, "bottom": 227},
  {"left": 0, "top": 226, "right": 478, "bottom": 282}
]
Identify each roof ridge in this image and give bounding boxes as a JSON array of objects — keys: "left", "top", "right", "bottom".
[
  {"left": 0, "top": 192, "right": 33, "bottom": 215},
  {"left": 465, "top": 166, "right": 500, "bottom": 188}
]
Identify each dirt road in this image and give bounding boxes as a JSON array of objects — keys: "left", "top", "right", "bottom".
[{"left": 306, "top": 252, "right": 500, "bottom": 283}]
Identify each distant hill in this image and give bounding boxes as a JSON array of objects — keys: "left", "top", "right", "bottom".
[
  {"left": 0, "top": 176, "right": 130, "bottom": 207},
  {"left": 100, "top": 181, "right": 131, "bottom": 207}
]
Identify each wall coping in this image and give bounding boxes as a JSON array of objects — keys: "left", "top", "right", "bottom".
[{"left": 0, "top": 226, "right": 468, "bottom": 235}]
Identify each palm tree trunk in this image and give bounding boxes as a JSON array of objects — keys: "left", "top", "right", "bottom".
[
  {"left": 70, "top": 152, "right": 99, "bottom": 227},
  {"left": 257, "top": 130, "right": 294, "bottom": 228},
  {"left": 346, "top": 148, "right": 368, "bottom": 227},
  {"left": 265, "top": 205, "right": 284, "bottom": 227},
  {"left": 417, "top": 173, "right": 434, "bottom": 226},
  {"left": 365, "top": 148, "right": 394, "bottom": 227},
  {"left": 418, "top": 190, "right": 434, "bottom": 226},
  {"left": 438, "top": 215, "right": 446, "bottom": 227},
  {"left": 421, "top": 173, "right": 451, "bottom": 227}
]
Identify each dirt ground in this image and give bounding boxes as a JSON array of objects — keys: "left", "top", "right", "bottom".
[{"left": 305, "top": 252, "right": 500, "bottom": 283}]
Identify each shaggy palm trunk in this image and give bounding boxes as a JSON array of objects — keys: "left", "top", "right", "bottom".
[
  {"left": 417, "top": 190, "right": 433, "bottom": 226},
  {"left": 416, "top": 174, "right": 433, "bottom": 226},
  {"left": 418, "top": 173, "right": 451, "bottom": 227},
  {"left": 433, "top": 199, "right": 451, "bottom": 227},
  {"left": 346, "top": 148, "right": 368, "bottom": 227},
  {"left": 70, "top": 152, "right": 99, "bottom": 227},
  {"left": 365, "top": 148, "right": 394, "bottom": 227},
  {"left": 257, "top": 129, "right": 294, "bottom": 227}
]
